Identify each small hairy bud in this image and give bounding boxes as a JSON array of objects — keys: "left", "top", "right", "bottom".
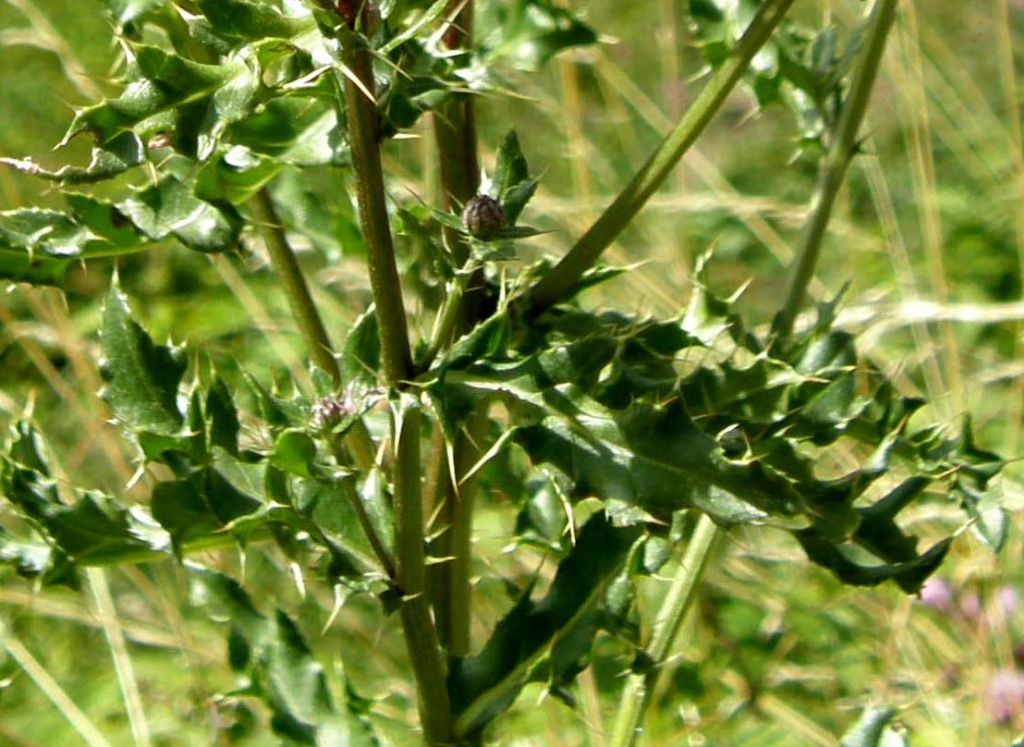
[
  {"left": 462, "top": 195, "right": 506, "bottom": 240},
  {"left": 312, "top": 395, "right": 353, "bottom": 429}
]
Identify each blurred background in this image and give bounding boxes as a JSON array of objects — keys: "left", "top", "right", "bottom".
[{"left": 1, "top": 1, "right": 1023, "bottom": 744}]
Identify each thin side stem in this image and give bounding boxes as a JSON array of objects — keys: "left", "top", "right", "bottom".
[
  {"left": 394, "top": 403, "right": 455, "bottom": 744},
  {"left": 250, "top": 189, "right": 341, "bottom": 380},
  {"left": 86, "top": 568, "right": 151, "bottom": 747},
  {"left": 443, "top": 408, "right": 487, "bottom": 656},
  {"left": 249, "top": 189, "right": 377, "bottom": 470},
  {"left": 327, "top": 437, "right": 397, "bottom": 578},
  {"left": 774, "top": 0, "right": 900, "bottom": 342},
  {"left": 341, "top": 46, "right": 414, "bottom": 384},
  {"left": 2, "top": 624, "right": 115, "bottom": 747},
  {"left": 526, "top": 0, "right": 795, "bottom": 311},
  {"left": 609, "top": 514, "right": 720, "bottom": 747}
]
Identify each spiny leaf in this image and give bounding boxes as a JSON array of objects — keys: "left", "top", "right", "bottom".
[
  {"left": 1, "top": 132, "right": 145, "bottom": 184},
  {"left": 478, "top": 0, "right": 598, "bottom": 70},
  {"left": 450, "top": 513, "right": 642, "bottom": 737},
  {"left": 66, "top": 44, "right": 255, "bottom": 155},
  {"left": 0, "top": 201, "right": 155, "bottom": 286},
  {"left": 0, "top": 431, "right": 171, "bottom": 580},
  {"left": 193, "top": 0, "right": 314, "bottom": 43},
  {"left": 433, "top": 266, "right": 1005, "bottom": 593},
  {"left": 118, "top": 174, "right": 242, "bottom": 252},
  {"left": 101, "top": 279, "right": 187, "bottom": 435},
  {"left": 342, "top": 306, "right": 381, "bottom": 387},
  {"left": 190, "top": 566, "right": 378, "bottom": 744}
]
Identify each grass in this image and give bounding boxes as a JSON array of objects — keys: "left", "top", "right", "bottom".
[{"left": 1, "top": 0, "right": 1023, "bottom": 744}]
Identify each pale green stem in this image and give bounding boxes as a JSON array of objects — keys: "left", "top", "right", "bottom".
[
  {"left": 249, "top": 189, "right": 377, "bottom": 471},
  {"left": 774, "top": 0, "right": 900, "bottom": 342},
  {"left": 326, "top": 437, "right": 397, "bottom": 578},
  {"left": 427, "top": 0, "right": 484, "bottom": 659},
  {"left": 1, "top": 623, "right": 115, "bottom": 747},
  {"left": 609, "top": 514, "right": 720, "bottom": 747},
  {"left": 87, "top": 568, "right": 151, "bottom": 747},
  {"left": 394, "top": 403, "right": 455, "bottom": 744},
  {"left": 527, "top": 0, "right": 796, "bottom": 311}
]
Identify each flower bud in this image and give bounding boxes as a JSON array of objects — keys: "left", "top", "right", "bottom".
[
  {"left": 462, "top": 195, "right": 506, "bottom": 240},
  {"left": 312, "top": 395, "right": 353, "bottom": 429}
]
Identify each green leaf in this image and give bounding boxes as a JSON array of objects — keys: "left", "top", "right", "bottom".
[
  {"left": 1, "top": 132, "right": 145, "bottom": 184},
  {"left": 151, "top": 457, "right": 265, "bottom": 550},
  {"left": 100, "top": 279, "right": 186, "bottom": 436},
  {"left": 190, "top": 566, "right": 378, "bottom": 744},
  {"left": 118, "top": 175, "right": 242, "bottom": 252},
  {"left": 196, "top": 146, "right": 282, "bottom": 205},
  {"left": 840, "top": 706, "right": 906, "bottom": 747},
  {"left": 226, "top": 96, "right": 347, "bottom": 166},
  {"left": 486, "top": 131, "right": 538, "bottom": 226},
  {"left": 43, "top": 492, "right": 170, "bottom": 565},
  {"left": 270, "top": 429, "right": 320, "bottom": 478},
  {"left": 66, "top": 44, "right": 257, "bottom": 159},
  {"left": 450, "top": 513, "right": 642, "bottom": 737},
  {"left": 151, "top": 476, "right": 224, "bottom": 549},
  {"left": 434, "top": 259, "right": 1005, "bottom": 593},
  {"left": 193, "top": 0, "right": 314, "bottom": 42},
  {"left": 342, "top": 306, "right": 381, "bottom": 388},
  {"left": 0, "top": 426, "right": 172, "bottom": 582},
  {"left": 206, "top": 377, "right": 241, "bottom": 457},
  {"left": 0, "top": 203, "right": 153, "bottom": 286},
  {"left": 478, "top": 0, "right": 599, "bottom": 70}
]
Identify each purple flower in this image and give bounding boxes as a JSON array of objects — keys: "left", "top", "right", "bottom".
[
  {"left": 919, "top": 577, "right": 955, "bottom": 613},
  {"left": 997, "top": 586, "right": 1020, "bottom": 618},
  {"left": 960, "top": 591, "right": 983, "bottom": 622},
  {"left": 987, "top": 669, "right": 1024, "bottom": 724}
]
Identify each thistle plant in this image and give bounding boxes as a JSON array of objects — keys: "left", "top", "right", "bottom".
[{"left": 0, "top": 1, "right": 1009, "bottom": 745}]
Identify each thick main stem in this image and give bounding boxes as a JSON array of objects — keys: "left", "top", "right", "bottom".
[
  {"left": 342, "top": 30, "right": 452, "bottom": 742},
  {"left": 774, "top": 0, "right": 900, "bottom": 342},
  {"left": 249, "top": 189, "right": 376, "bottom": 471},
  {"left": 342, "top": 46, "right": 414, "bottom": 384},
  {"left": 609, "top": 514, "right": 720, "bottom": 747},
  {"left": 526, "top": 0, "right": 795, "bottom": 311}
]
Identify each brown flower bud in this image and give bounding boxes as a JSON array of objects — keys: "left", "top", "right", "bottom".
[{"left": 462, "top": 195, "right": 506, "bottom": 240}]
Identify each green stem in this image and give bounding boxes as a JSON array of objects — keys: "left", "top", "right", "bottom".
[
  {"left": 427, "top": 0, "right": 483, "bottom": 658},
  {"left": 609, "top": 514, "right": 720, "bottom": 747},
  {"left": 326, "top": 437, "right": 397, "bottom": 578},
  {"left": 419, "top": 269, "right": 469, "bottom": 371},
  {"left": 341, "top": 45, "right": 413, "bottom": 384},
  {"left": 526, "top": 0, "right": 795, "bottom": 312},
  {"left": 250, "top": 189, "right": 342, "bottom": 382},
  {"left": 773, "top": 0, "right": 900, "bottom": 342},
  {"left": 249, "top": 189, "right": 376, "bottom": 471},
  {"left": 394, "top": 402, "right": 455, "bottom": 744},
  {"left": 443, "top": 408, "right": 487, "bottom": 657}
]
